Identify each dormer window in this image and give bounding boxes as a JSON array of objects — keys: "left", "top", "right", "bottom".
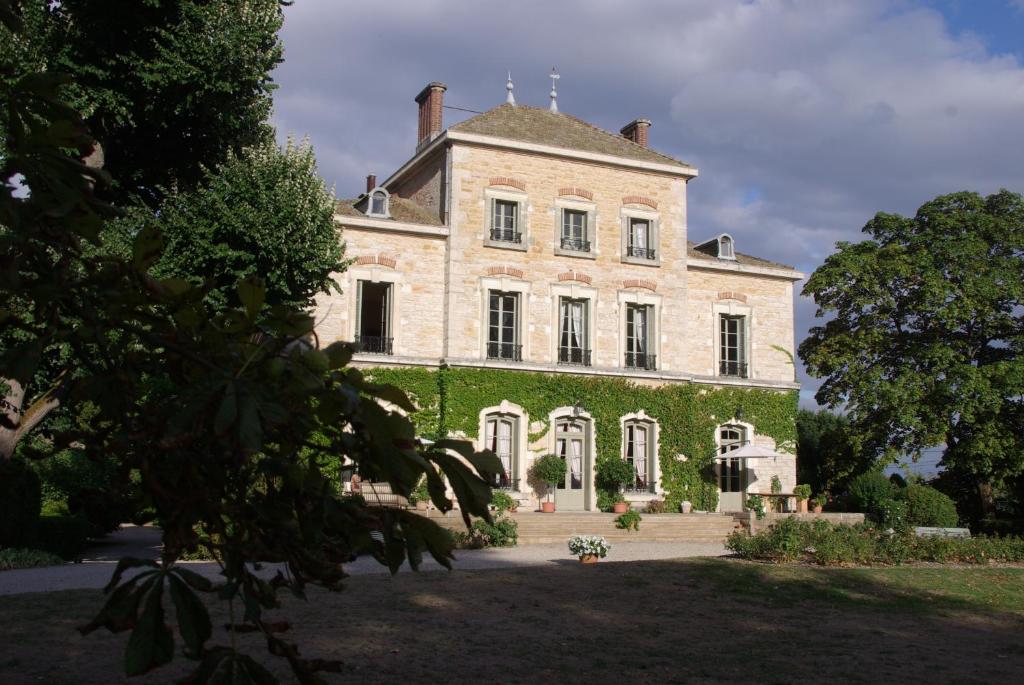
[
  {"left": 694, "top": 233, "right": 737, "bottom": 260},
  {"left": 719, "top": 234, "right": 735, "bottom": 259},
  {"left": 367, "top": 188, "right": 390, "bottom": 218}
]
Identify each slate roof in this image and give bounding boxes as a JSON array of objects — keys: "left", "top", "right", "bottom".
[
  {"left": 450, "top": 104, "right": 693, "bottom": 170},
  {"left": 686, "top": 241, "right": 797, "bottom": 272},
  {"left": 335, "top": 196, "right": 444, "bottom": 227}
]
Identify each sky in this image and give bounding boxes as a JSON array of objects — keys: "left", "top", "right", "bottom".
[{"left": 270, "top": 0, "right": 1024, "bottom": 460}]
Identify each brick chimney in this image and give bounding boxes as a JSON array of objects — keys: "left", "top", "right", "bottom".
[
  {"left": 366, "top": 174, "right": 377, "bottom": 193},
  {"left": 621, "top": 119, "right": 652, "bottom": 147},
  {"left": 415, "top": 82, "right": 447, "bottom": 146}
]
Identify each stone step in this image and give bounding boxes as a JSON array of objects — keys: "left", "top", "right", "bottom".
[{"left": 420, "top": 511, "right": 740, "bottom": 544}]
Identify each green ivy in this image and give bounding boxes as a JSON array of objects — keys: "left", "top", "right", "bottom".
[{"left": 364, "top": 367, "right": 797, "bottom": 511}]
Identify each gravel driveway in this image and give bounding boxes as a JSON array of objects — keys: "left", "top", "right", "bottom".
[{"left": 0, "top": 525, "right": 727, "bottom": 596}]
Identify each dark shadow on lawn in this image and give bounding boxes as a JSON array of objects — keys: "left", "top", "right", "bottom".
[{"left": 4, "top": 558, "right": 1024, "bottom": 684}]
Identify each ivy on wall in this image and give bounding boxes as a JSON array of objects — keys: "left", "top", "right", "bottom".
[{"left": 365, "top": 366, "right": 797, "bottom": 512}]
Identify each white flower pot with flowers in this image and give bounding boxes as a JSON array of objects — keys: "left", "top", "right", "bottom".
[{"left": 568, "top": 535, "right": 611, "bottom": 563}]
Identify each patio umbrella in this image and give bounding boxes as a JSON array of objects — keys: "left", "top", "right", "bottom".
[{"left": 713, "top": 443, "right": 781, "bottom": 461}]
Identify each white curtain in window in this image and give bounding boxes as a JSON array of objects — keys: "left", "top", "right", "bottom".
[
  {"left": 633, "top": 221, "right": 647, "bottom": 250},
  {"left": 634, "top": 426, "right": 647, "bottom": 484},
  {"left": 497, "top": 419, "right": 512, "bottom": 476},
  {"left": 569, "top": 439, "right": 582, "bottom": 488},
  {"left": 570, "top": 301, "right": 584, "bottom": 349},
  {"left": 634, "top": 307, "right": 647, "bottom": 354}
]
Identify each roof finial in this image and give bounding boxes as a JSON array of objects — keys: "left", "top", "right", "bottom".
[
  {"left": 506, "top": 71, "right": 515, "bottom": 106},
  {"left": 549, "top": 67, "right": 560, "bottom": 113}
]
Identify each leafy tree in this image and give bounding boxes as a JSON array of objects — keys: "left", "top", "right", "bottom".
[
  {"left": 796, "top": 409, "right": 873, "bottom": 496},
  {"left": 2, "top": 9, "right": 497, "bottom": 681},
  {"left": 149, "top": 138, "right": 344, "bottom": 310},
  {"left": 18, "top": 0, "right": 284, "bottom": 207},
  {"left": 800, "top": 191, "right": 1024, "bottom": 516}
]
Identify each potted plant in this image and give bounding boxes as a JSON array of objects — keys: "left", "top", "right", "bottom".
[
  {"left": 410, "top": 476, "right": 431, "bottom": 511},
  {"left": 597, "top": 458, "right": 636, "bottom": 513},
  {"left": 568, "top": 534, "right": 611, "bottom": 563},
  {"left": 531, "top": 454, "right": 565, "bottom": 513},
  {"left": 680, "top": 500, "right": 693, "bottom": 514},
  {"left": 614, "top": 510, "right": 641, "bottom": 532},
  {"left": 794, "top": 484, "right": 812, "bottom": 513},
  {"left": 811, "top": 493, "right": 827, "bottom": 514}
]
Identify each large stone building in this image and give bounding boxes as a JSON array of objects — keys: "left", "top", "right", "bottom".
[{"left": 313, "top": 81, "right": 803, "bottom": 512}]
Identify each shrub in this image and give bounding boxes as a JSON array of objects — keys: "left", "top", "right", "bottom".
[
  {"left": 35, "top": 514, "right": 92, "bottom": 560},
  {"left": 0, "top": 548, "right": 65, "bottom": 571},
  {"left": 645, "top": 499, "right": 669, "bottom": 514},
  {"left": 745, "top": 494, "right": 767, "bottom": 520},
  {"left": 615, "top": 510, "right": 641, "bottom": 531},
  {"left": 31, "top": 447, "right": 132, "bottom": 535},
  {"left": 597, "top": 458, "right": 636, "bottom": 492},
  {"left": 847, "top": 471, "right": 896, "bottom": 514},
  {"left": 531, "top": 455, "right": 566, "bottom": 501},
  {"left": 900, "top": 484, "right": 959, "bottom": 527},
  {"left": 408, "top": 476, "right": 430, "bottom": 506},
  {"left": 467, "top": 516, "right": 518, "bottom": 548},
  {"left": 0, "top": 458, "right": 42, "bottom": 549},
  {"left": 727, "top": 517, "right": 1024, "bottom": 566},
  {"left": 490, "top": 490, "right": 517, "bottom": 514},
  {"left": 596, "top": 489, "right": 617, "bottom": 512}
]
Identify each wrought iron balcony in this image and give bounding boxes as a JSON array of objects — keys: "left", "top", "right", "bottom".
[
  {"left": 558, "top": 347, "right": 592, "bottom": 366},
  {"left": 624, "top": 478, "right": 657, "bottom": 494},
  {"left": 626, "top": 245, "right": 657, "bottom": 260},
  {"left": 491, "top": 474, "right": 520, "bottom": 491},
  {"left": 560, "top": 236, "right": 591, "bottom": 252},
  {"left": 625, "top": 352, "right": 657, "bottom": 371},
  {"left": 487, "top": 341, "right": 523, "bottom": 361},
  {"left": 355, "top": 335, "right": 393, "bottom": 355},
  {"left": 719, "top": 360, "right": 749, "bottom": 378},
  {"left": 489, "top": 228, "right": 522, "bottom": 243}
]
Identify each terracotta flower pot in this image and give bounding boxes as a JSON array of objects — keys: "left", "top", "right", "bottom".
[
  {"left": 612, "top": 502, "right": 629, "bottom": 514},
  {"left": 541, "top": 501, "right": 556, "bottom": 513},
  {"left": 579, "top": 554, "right": 599, "bottom": 564},
  {"left": 812, "top": 505, "right": 823, "bottom": 514},
  {"left": 797, "top": 500, "right": 808, "bottom": 514}
]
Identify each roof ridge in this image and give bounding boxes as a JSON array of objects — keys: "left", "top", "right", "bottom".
[{"left": 451, "top": 103, "right": 691, "bottom": 168}]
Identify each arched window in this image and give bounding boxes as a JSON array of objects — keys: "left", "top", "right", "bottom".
[
  {"left": 484, "top": 412, "right": 518, "bottom": 490},
  {"left": 623, "top": 419, "right": 656, "bottom": 493},
  {"left": 367, "top": 188, "right": 389, "bottom": 218},
  {"left": 719, "top": 234, "right": 735, "bottom": 259}
]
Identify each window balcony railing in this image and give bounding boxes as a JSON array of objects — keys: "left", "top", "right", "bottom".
[
  {"left": 626, "top": 245, "right": 657, "bottom": 260},
  {"left": 560, "top": 236, "right": 591, "bottom": 252},
  {"left": 491, "top": 474, "right": 520, "bottom": 491},
  {"left": 719, "top": 360, "right": 748, "bottom": 378},
  {"left": 355, "top": 335, "right": 393, "bottom": 355},
  {"left": 624, "top": 479, "right": 657, "bottom": 494},
  {"left": 558, "top": 347, "right": 592, "bottom": 366},
  {"left": 625, "top": 352, "right": 657, "bottom": 371},
  {"left": 487, "top": 341, "right": 523, "bottom": 362},
  {"left": 490, "top": 228, "right": 522, "bottom": 244}
]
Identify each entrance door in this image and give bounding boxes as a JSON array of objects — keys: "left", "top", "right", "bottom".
[
  {"left": 718, "top": 426, "right": 746, "bottom": 512},
  {"left": 555, "top": 419, "right": 588, "bottom": 510}
]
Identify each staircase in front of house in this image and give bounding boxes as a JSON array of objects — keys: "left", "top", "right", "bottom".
[{"left": 422, "top": 511, "right": 741, "bottom": 545}]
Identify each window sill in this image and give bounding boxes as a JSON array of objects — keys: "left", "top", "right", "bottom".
[
  {"left": 553, "top": 247, "right": 596, "bottom": 260},
  {"left": 621, "top": 255, "right": 661, "bottom": 268},
  {"left": 484, "top": 238, "right": 528, "bottom": 252}
]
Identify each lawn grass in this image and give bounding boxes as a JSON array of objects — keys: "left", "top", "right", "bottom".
[{"left": 1, "top": 558, "right": 1022, "bottom": 683}]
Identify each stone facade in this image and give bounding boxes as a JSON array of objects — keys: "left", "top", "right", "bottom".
[{"left": 312, "top": 89, "right": 803, "bottom": 512}]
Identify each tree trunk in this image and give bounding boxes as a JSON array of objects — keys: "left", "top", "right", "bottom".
[
  {"left": 976, "top": 478, "right": 996, "bottom": 520},
  {"left": 0, "top": 378, "right": 62, "bottom": 460}
]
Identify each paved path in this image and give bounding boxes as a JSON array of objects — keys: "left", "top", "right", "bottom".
[{"left": 0, "top": 526, "right": 728, "bottom": 596}]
